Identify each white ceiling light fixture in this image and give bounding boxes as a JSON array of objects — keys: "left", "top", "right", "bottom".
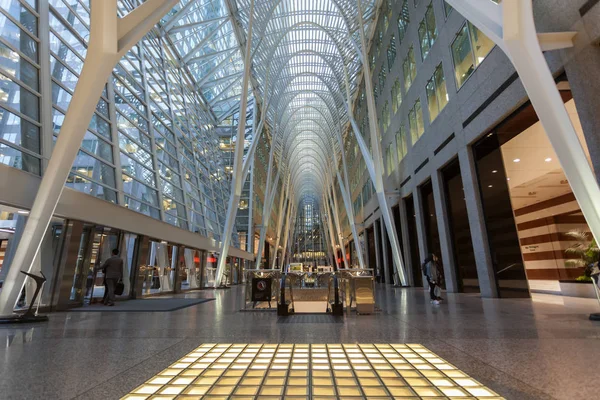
[{"left": 513, "top": 158, "right": 521, "bottom": 163}]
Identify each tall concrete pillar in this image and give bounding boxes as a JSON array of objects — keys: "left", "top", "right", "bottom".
[
  {"left": 458, "top": 147, "right": 498, "bottom": 298},
  {"left": 412, "top": 188, "right": 428, "bottom": 289},
  {"left": 431, "top": 171, "right": 459, "bottom": 293},
  {"left": 563, "top": 45, "right": 600, "bottom": 185}
]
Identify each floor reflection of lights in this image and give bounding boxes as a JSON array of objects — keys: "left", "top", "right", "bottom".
[{"left": 122, "top": 343, "right": 504, "bottom": 399}]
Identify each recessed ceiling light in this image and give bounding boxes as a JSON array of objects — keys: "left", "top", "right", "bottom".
[
  {"left": 513, "top": 158, "right": 520, "bottom": 163},
  {"left": 492, "top": 170, "right": 497, "bottom": 174},
  {"left": 17, "top": 210, "right": 29, "bottom": 215},
  {"left": 488, "top": 185, "right": 493, "bottom": 188},
  {"left": 507, "top": 178, "right": 511, "bottom": 181},
  {"left": 545, "top": 157, "right": 552, "bottom": 162}
]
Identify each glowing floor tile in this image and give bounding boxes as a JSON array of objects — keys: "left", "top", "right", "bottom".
[{"left": 122, "top": 343, "right": 505, "bottom": 400}]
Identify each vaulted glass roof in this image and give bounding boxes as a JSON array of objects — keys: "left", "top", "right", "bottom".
[{"left": 161, "top": 0, "right": 379, "bottom": 211}]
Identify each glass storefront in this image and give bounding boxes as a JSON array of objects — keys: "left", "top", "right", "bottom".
[
  {"left": 141, "top": 241, "right": 177, "bottom": 295},
  {"left": 0, "top": 206, "right": 65, "bottom": 310},
  {"left": 0, "top": 212, "right": 252, "bottom": 310},
  {"left": 473, "top": 90, "right": 593, "bottom": 297}
]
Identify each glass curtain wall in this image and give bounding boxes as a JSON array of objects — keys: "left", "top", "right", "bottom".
[
  {"left": 0, "top": 0, "right": 42, "bottom": 175},
  {"left": 0, "top": 0, "right": 240, "bottom": 246},
  {"left": 292, "top": 196, "right": 327, "bottom": 266}
]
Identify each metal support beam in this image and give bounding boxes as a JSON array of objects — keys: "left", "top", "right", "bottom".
[
  {"left": 214, "top": 0, "right": 255, "bottom": 287},
  {"left": 355, "top": 0, "right": 407, "bottom": 286},
  {"left": 271, "top": 178, "right": 290, "bottom": 269}
]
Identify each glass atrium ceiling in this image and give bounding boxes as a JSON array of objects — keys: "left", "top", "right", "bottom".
[{"left": 161, "top": 0, "right": 378, "bottom": 206}]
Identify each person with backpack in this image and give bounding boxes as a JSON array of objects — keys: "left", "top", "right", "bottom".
[{"left": 422, "top": 253, "right": 443, "bottom": 305}]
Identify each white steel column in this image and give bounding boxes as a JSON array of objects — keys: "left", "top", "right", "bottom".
[
  {"left": 271, "top": 178, "right": 290, "bottom": 269},
  {"left": 280, "top": 197, "right": 295, "bottom": 270},
  {"left": 254, "top": 171, "right": 281, "bottom": 269},
  {"left": 323, "top": 195, "right": 340, "bottom": 270},
  {"left": 327, "top": 178, "right": 349, "bottom": 269},
  {"left": 215, "top": 0, "right": 255, "bottom": 287},
  {"left": 0, "top": 0, "right": 178, "bottom": 316},
  {"left": 336, "top": 172, "right": 366, "bottom": 269},
  {"left": 356, "top": 0, "right": 407, "bottom": 286},
  {"left": 334, "top": 128, "right": 366, "bottom": 269}
]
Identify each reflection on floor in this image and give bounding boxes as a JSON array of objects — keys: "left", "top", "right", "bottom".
[
  {"left": 1, "top": 285, "right": 598, "bottom": 400},
  {"left": 123, "top": 343, "right": 503, "bottom": 399}
]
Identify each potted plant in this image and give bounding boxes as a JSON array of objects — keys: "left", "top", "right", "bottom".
[{"left": 559, "top": 230, "right": 599, "bottom": 299}]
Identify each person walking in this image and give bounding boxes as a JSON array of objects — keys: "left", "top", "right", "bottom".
[
  {"left": 422, "top": 253, "right": 443, "bottom": 305},
  {"left": 95, "top": 249, "right": 123, "bottom": 306}
]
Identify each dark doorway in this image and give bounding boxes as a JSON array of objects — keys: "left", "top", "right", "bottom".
[
  {"left": 404, "top": 196, "right": 423, "bottom": 287},
  {"left": 366, "top": 225, "right": 376, "bottom": 272},
  {"left": 374, "top": 219, "right": 384, "bottom": 283},
  {"left": 420, "top": 181, "right": 443, "bottom": 274},
  {"left": 442, "top": 159, "right": 480, "bottom": 293}
]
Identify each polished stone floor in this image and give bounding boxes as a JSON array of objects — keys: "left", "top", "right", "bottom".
[{"left": 0, "top": 285, "right": 598, "bottom": 400}]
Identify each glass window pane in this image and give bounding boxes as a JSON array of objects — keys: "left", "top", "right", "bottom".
[
  {"left": 123, "top": 179, "right": 159, "bottom": 207},
  {"left": 434, "top": 64, "right": 448, "bottom": 113},
  {"left": 124, "top": 195, "right": 160, "bottom": 219},
  {"left": 81, "top": 130, "right": 113, "bottom": 163},
  {"left": 451, "top": 24, "right": 475, "bottom": 88},
  {"left": 418, "top": 21, "right": 429, "bottom": 59},
  {"left": 0, "top": 75, "right": 39, "bottom": 120},
  {"left": 426, "top": 79, "right": 438, "bottom": 121},
  {"left": 72, "top": 150, "right": 116, "bottom": 188},
  {"left": 0, "top": 13, "right": 37, "bottom": 61},
  {"left": 426, "top": 5, "right": 437, "bottom": 44},
  {"left": 120, "top": 151, "right": 156, "bottom": 186},
  {"left": 0, "top": 106, "right": 40, "bottom": 153},
  {"left": 66, "top": 173, "right": 117, "bottom": 203},
  {"left": 0, "top": 140, "right": 40, "bottom": 174},
  {"left": 0, "top": 42, "right": 38, "bottom": 91},
  {"left": 469, "top": 22, "right": 494, "bottom": 66}
]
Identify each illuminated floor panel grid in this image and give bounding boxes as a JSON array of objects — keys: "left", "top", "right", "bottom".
[{"left": 123, "top": 343, "right": 504, "bottom": 399}]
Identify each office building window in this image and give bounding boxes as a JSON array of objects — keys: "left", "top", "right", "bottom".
[
  {"left": 426, "top": 63, "right": 448, "bottom": 121},
  {"left": 376, "top": 30, "right": 383, "bottom": 57},
  {"left": 396, "top": 125, "right": 407, "bottom": 161},
  {"left": 444, "top": 1, "right": 453, "bottom": 17},
  {"left": 382, "top": 101, "right": 390, "bottom": 133},
  {"left": 397, "top": 1, "right": 410, "bottom": 44},
  {"left": 409, "top": 99, "right": 424, "bottom": 144},
  {"left": 418, "top": 3, "right": 438, "bottom": 60},
  {"left": 387, "top": 35, "right": 397, "bottom": 72},
  {"left": 378, "top": 68, "right": 386, "bottom": 94},
  {"left": 386, "top": 142, "right": 395, "bottom": 176},
  {"left": 451, "top": 22, "right": 494, "bottom": 88},
  {"left": 392, "top": 79, "right": 402, "bottom": 114},
  {"left": 403, "top": 47, "right": 417, "bottom": 92}
]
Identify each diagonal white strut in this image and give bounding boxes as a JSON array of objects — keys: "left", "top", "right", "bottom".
[{"left": 215, "top": 0, "right": 256, "bottom": 287}]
